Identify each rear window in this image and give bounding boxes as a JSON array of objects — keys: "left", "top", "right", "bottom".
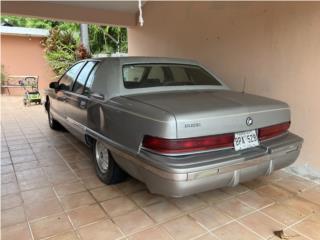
[{"left": 123, "top": 64, "right": 221, "bottom": 89}]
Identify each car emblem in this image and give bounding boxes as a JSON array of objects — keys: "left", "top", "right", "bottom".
[{"left": 246, "top": 117, "right": 253, "bottom": 126}]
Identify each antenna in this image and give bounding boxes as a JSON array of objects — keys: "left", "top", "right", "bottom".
[{"left": 242, "top": 77, "right": 246, "bottom": 94}]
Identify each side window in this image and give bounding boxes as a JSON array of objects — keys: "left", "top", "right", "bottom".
[
  {"left": 84, "top": 63, "right": 99, "bottom": 95},
  {"left": 59, "top": 62, "right": 85, "bottom": 91},
  {"left": 73, "top": 61, "right": 96, "bottom": 94}
]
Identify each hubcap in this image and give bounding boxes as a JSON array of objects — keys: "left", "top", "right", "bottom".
[{"left": 95, "top": 141, "right": 109, "bottom": 173}]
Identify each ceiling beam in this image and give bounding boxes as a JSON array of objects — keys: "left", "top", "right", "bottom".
[{"left": 2, "top": 1, "right": 138, "bottom": 27}]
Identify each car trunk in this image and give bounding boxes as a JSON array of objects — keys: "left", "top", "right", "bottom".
[{"left": 125, "top": 90, "right": 290, "bottom": 138}]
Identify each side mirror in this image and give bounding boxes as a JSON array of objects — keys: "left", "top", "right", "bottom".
[{"left": 49, "top": 81, "right": 59, "bottom": 89}]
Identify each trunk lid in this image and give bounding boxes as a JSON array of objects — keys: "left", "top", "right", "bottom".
[{"left": 125, "top": 90, "right": 290, "bottom": 138}]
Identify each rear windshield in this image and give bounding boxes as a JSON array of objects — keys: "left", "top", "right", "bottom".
[{"left": 122, "top": 64, "right": 221, "bottom": 89}]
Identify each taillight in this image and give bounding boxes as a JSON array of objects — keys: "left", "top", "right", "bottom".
[
  {"left": 258, "top": 122, "right": 290, "bottom": 140},
  {"left": 142, "top": 134, "right": 234, "bottom": 155}
]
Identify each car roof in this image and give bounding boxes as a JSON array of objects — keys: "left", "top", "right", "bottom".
[{"left": 87, "top": 56, "right": 199, "bottom": 65}]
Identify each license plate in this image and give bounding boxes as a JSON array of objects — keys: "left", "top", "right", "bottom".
[{"left": 234, "top": 130, "right": 259, "bottom": 151}]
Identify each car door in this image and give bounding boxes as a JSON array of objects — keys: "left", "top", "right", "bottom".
[
  {"left": 51, "top": 61, "right": 86, "bottom": 123},
  {"left": 63, "top": 61, "right": 99, "bottom": 141}
]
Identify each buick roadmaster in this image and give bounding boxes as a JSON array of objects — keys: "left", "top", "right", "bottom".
[{"left": 45, "top": 57, "right": 303, "bottom": 197}]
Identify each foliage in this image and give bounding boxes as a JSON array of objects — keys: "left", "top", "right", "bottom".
[
  {"left": 2, "top": 15, "right": 127, "bottom": 76},
  {"left": 1, "top": 65, "right": 6, "bottom": 84},
  {"left": 1, "top": 15, "right": 127, "bottom": 54}
]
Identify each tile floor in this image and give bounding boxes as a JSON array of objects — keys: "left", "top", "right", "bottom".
[{"left": 1, "top": 96, "right": 320, "bottom": 240}]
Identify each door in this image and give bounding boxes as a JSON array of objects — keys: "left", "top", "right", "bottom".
[
  {"left": 50, "top": 61, "right": 86, "bottom": 123},
  {"left": 64, "top": 61, "right": 99, "bottom": 141}
]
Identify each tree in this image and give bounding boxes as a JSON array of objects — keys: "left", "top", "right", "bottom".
[{"left": 1, "top": 16, "right": 128, "bottom": 54}]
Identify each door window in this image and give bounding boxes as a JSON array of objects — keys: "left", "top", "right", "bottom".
[
  {"left": 73, "top": 61, "right": 96, "bottom": 94},
  {"left": 59, "top": 62, "right": 85, "bottom": 91},
  {"left": 84, "top": 63, "right": 99, "bottom": 95}
]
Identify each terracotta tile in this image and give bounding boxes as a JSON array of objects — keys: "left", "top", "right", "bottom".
[
  {"left": 30, "top": 214, "right": 73, "bottom": 240},
  {"left": 239, "top": 212, "right": 284, "bottom": 239},
  {"left": 46, "top": 231, "right": 79, "bottom": 240},
  {"left": 143, "top": 201, "right": 182, "bottom": 223},
  {"left": 212, "top": 221, "right": 261, "bottom": 240},
  {"left": 21, "top": 186, "right": 56, "bottom": 204},
  {"left": 2, "top": 164, "right": 14, "bottom": 174},
  {"left": 90, "top": 186, "right": 122, "bottom": 202},
  {"left": 195, "top": 233, "right": 219, "bottom": 240},
  {"left": 47, "top": 170, "right": 78, "bottom": 184},
  {"left": 54, "top": 181, "right": 86, "bottom": 197},
  {"left": 299, "top": 186, "right": 320, "bottom": 206},
  {"left": 281, "top": 196, "right": 320, "bottom": 215},
  {"left": 14, "top": 161, "right": 41, "bottom": 172},
  {"left": 69, "top": 160, "right": 92, "bottom": 170},
  {"left": 2, "top": 222, "right": 32, "bottom": 240},
  {"left": 273, "top": 175, "right": 316, "bottom": 193},
  {"left": 162, "top": 216, "right": 205, "bottom": 240},
  {"left": 116, "top": 179, "right": 146, "bottom": 195},
  {"left": 269, "top": 229, "right": 309, "bottom": 240},
  {"left": 237, "top": 190, "right": 274, "bottom": 209},
  {"left": 68, "top": 204, "right": 107, "bottom": 227},
  {"left": 197, "top": 189, "right": 232, "bottom": 204},
  {"left": 1, "top": 172, "right": 17, "bottom": 184},
  {"left": 60, "top": 191, "right": 96, "bottom": 210},
  {"left": 82, "top": 176, "right": 105, "bottom": 189},
  {"left": 262, "top": 202, "right": 305, "bottom": 225},
  {"left": 171, "top": 195, "right": 207, "bottom": 212},
  {"left": 215, "top": 198, "right": 254, "bottom": 218},
  {"left": 1, "top": 182, "right": 20, "bottom": 196},
  {"left": 18, "top": 177, "right": 51, "bottom": 191},
  {"left": 78, "top": 219, "right": 123, "bottom": 240},
  {"left": 25, "top": 197, "right": 63, "bottom": 220},
  {"left": 11, "top": 154, "right": 37, "bottom": 164},
  {"left": 113, "top": 209, "right": 154, "bottom": 235},
  {"left": 75, "top": 168, "right": 96, "bottom": 179},
  {"left": 242, "top": 178, "right": 269, "bottom": 190},
  {"left": 10, "top": 149, "right": 34, "bottom": 157},
  {"left": 255, "top": 184, "right": 292, "bottom": 201},
  {"left": 16, "top": 168, "right": 46, "bottom": 182},
  {"left": 292, "top": 214, "right": 320, "bottom": 239},
  {"left": 1, "top": 206, "right": 26, "bottom": 227},
  {"left": 101, "top": 196, "right": 137, "bottom": 217},
  {"left": 2, "top": 193, "right": 23, "bottom": 210},
  {"left": 129, "top": 226, "right": 172, "bottom": 240},
  {"left": 190, "top": 206, "right": 233, "bottom": 229},
  {"left": 221, "top": 184, "right": 250, "bottom": 196},
  {"left": 130, "top": 190, "right": 165, "bottom": 207},
  {"left": 1, "top": 157, "right": 12, "bottom": 166}
]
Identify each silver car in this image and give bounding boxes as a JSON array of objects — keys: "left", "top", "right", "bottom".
[{"left": 45, "top": 57, "right": 303, "bottom": 197}]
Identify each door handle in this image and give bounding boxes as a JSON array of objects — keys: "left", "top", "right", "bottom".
[{"left": 79, "top": 100, "right": 87, "bottom": 109}]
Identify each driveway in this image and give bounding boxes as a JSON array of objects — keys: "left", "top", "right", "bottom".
[{"left": 1, "top": 96, "right": 320, "bottom": 240}]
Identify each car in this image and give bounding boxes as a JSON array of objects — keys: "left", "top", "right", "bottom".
[{"left": 44, "top": 57, "right": 303, "bottom": 197}]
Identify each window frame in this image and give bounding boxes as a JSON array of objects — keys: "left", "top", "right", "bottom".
[
  {"left": 71, "top": 61, "right": 98, "bottom": 95},
  {"left": 82, "top": 61, "right": 100, "bottom": 96},
  {"left": 58, "top": 60, "right": 87, "bottom": 92}
]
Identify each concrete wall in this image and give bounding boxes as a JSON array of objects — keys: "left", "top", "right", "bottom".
[
  {"left": 1, "top": 35, "right": 55, "bottom": 94},
  {"left": 128, "top": 2, "right": 320, "bottom": 173}
]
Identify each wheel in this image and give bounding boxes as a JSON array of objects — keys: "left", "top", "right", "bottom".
[
  {"left": 93, "top": 139, "right": 127, "bottom": 184},
  {"left": 47, "top": 102, "right": 62, "bottom": 130}
]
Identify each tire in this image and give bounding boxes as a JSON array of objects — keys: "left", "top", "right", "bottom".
[
  {"left": 47, "top": 102, "right": 62, "bottom": 130},
  {"left": 93, "top": 139, "right": 127, "bottom": 184}
]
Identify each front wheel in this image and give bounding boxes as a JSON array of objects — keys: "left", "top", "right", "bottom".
[
  {"left": 93, "top": 139, "right": 127, "bottom": 184},
  {"left": 47, "top": 103, "right": 62, "bottom": 130}
]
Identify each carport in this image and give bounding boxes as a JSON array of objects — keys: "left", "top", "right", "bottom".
[{"left": 2, "top": 1, "right": 320, "bottom": 240}]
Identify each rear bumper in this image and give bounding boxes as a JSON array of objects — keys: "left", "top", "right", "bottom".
[{"left": 112, "top": 132, "right": 303, "bottom": 197}]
